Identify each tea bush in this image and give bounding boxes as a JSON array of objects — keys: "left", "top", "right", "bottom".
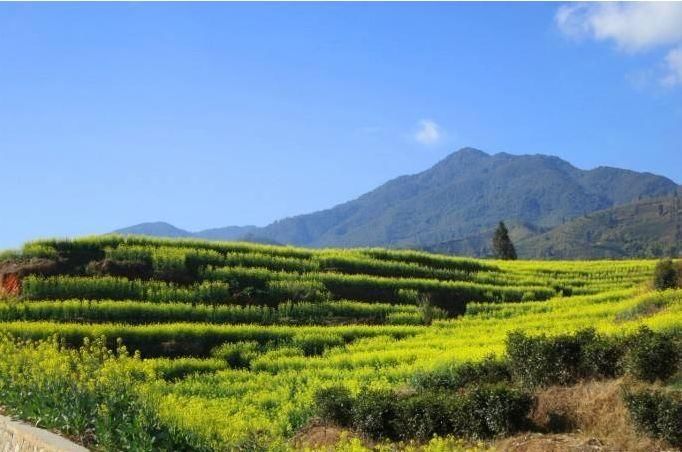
[
  {"left": 412, "top": 355, "right": 510, "bottom": 390},
  {"left": 316, "top": 384, "right": 533, "bottom": 442},
  {"left": 624, "top": 326, "right": 680, "bottom": 383},
  {"left": 623, "top": 385, "right": 682, "bottom": 447},
  {"left": 653, "top": 259, "right": 678, "bottom": 291},
  {"left": 313, "top": 385, "right": 354, "bottom": 427}
]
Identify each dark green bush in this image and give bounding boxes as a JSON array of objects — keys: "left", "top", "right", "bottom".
[
  {"left": 313, "top": 385, "right": 354, "bottom": 427},
  {"left": 623, "top": 386, "right": 682, "bottom": 447},
  {"left": 392, "top": 391, "right": 453, "bottom": 442},
  {"left": 412, "top": 355, "right": 510, "bottom": 390},
  {"left": 506, "top": 328, "right": 680, "bottom": 388},
  {"left": 625, "top": 327, "right": 680, "bottom": 383},
  {"left": 351, "top": 389, "right": 399, "bottom": 440},
  {"left": 210, "top": 341, "right": 260, "bottom": 369},
  {"left": 506, "top": 329, "right": 628, "bottom": 388},
  {"left": 86, "top": 259, "right": 154, "bottom": 280},
  {"left": 653, "top": 259, "right": 678, "bottom": 290},
  {"left": 463, "top": 384, "right": 534, "bottom": 438},
  {"left": 576, "top": 328, "right": 625, "bottom": 379},
  {"left": 342, "top": 384, "right": 533, "bottom": 441},
  {"left": 291, "top": 332, "right": 345, "bottom": 356},
  {"left": 506, "top": 331, "right": 582, "bottom": 388}
]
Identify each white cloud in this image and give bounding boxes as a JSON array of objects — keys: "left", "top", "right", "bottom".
[
  {"left": 414, "top": 119, "right": 441, "bottom": 145},
  {"left": 662, "top": 46, "right": 682, "bottom": 87},
  {"left": 556, "top": 3, "right": 682, "bottom": 52},
  {"left": 555, "top": 2, "right": 682, "bottom": 88}
]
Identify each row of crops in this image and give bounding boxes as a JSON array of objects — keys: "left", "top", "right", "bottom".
[
  {"left": 6, "top": 235, "right": 653, "bottom": 308},
  {"left": 0, "top": 236, "right": 676, "bottom": 450}
]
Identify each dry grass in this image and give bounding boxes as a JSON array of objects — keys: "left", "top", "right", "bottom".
[
  {"left": 291, "top": 418, "right": 359, "bottom": 450},
  {"left": 496, "top": 433, "right": 607, "bottom": 451},
  {"left": 519, "top": 379, "right": 670, "bottom": 452}
]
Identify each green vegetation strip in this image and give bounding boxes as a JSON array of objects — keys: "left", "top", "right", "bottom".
[{"left": 0, "top": 299, "right": 428, "bottom": 325}]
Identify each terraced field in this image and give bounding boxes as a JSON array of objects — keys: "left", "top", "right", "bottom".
[{"left": 0, "top": 236, "right": 679, "bottom": 450}]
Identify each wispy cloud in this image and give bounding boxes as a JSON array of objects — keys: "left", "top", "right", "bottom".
[
  {"left": 556, "top": 3, "right": 682, "bottom": 51},
  {"left": 414, "top": 119, "right": 442, "bottom": 145},
  {"left": 555, "top": 2, "right": 682, "bottom": 87},
  {"left": 662, "top": 46, "right": 682, "bottom": 87}
]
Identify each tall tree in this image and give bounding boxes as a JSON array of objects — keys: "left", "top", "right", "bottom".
[{"left": 492, "top": 221, "right": 517, "bottom": 260}]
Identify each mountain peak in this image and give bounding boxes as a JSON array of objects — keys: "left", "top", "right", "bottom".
[
  {"left": 114, "top": 148, "right": 680, "bottom": 255},
  {"left": 115, "top": 222, "right": 191, "bottom": 237},
  {"left": 453, "top": 147, "right": 489, "bottom": 158}
]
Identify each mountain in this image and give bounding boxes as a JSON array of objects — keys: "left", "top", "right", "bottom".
[
  {"left": 115, "top": 222, "right": 260, "bottom": 242},
  {"left": 426, "top": 196, "right": 682, "bottom": 259},
  {"left": 515, "top": 195, "right": 682, "bottom": 259},
  {"left": 255, "top": 148, "right": 677, "bottom": 247},
  {"left": 114, "top": 148, "right": 679, "bottom": 256},
  {"left": 116, "top": 222, "right": 192, "bottom": 238},
  {"left": 423, "top": 221, "right": 549, "bottom": 257},
  {"left": 194, "top": 226, "right": 259, "bottom": 241}
]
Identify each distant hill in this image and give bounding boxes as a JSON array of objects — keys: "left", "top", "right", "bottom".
[
  {"left": 116, "top": 222, "right": 192, "bottom": 238},
  {"left": 115, "top": 148, "right": 679, "bottom": 257},
  {"left": 515, "top": 196, "right": 682, "bottom": 259},
  {"left": 116, "top": 222, "right": 263, "bottom": 243},
  {"left": 423, "top": 222, "right": 549, "bottom": 257},
  {"left": 253, "top": 148, "right": 677, "bottom": 247},
  {"left": 425, "top": 197, "right": 682, "bottom": 258}
]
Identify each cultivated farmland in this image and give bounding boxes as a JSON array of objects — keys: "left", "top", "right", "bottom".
[{"left": 0, "top": 236, "right": 679, "bottom": 451}]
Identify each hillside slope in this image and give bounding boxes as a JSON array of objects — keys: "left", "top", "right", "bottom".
[
  {"left": 256, "top": 148, "right": 677, "bottom": 247},
  {"left": 0, "top": 236, "right": 678, "bottom": 450},
  {"left": 516, "top": 196, "right": 682, "bottom": 259},
  {"left": 426, "top": 196, "right": 682, "bottom": 259},
  {"left": 115, "top": 148, "right": 679, "bottom": 252}
]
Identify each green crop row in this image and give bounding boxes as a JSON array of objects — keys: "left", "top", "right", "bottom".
[
  {"left": 0, "top": 321, "right": 423, "bottom": 357},
  {"left": 203, "top": 266, "right": 556, "bottom": 313},
  {"left": 0, "top": 299, "right": 428, "bottom": 326},
  {"left": 22, "top": 275, "right": 232, "bottom": 305},
  {"left": 23, "top": 269, "right": 556, "bottom": 315},
  {"left": 22, "top": 236, "right": 494, "bottom": 274}
]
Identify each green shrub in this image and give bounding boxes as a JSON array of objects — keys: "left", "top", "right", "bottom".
[
  {"left": 653, "top": 259, "right": 678, "bottom": 290},
  {"left": 313, "top": 385, "right": 354, "bottom": 427},
  {"left": 351, "top": 389, "right": 399, "bottom": 440},
  {"left": 460, "top": 384, "right": 534, "bottom": 438},
  {"left": 291, "top": 331, "right": 345, "bottom": 356},
  {"left": 623, "top": 386, "right": 682, "bottom": 447},
  {"left": 397, "top": 289, "right": 420, "bottom": 305},
  {"left": 576, "top": 328, "right": 625, "bottom": 379},
  {"left": 210, "top": 341, "right": 260, "bottom": 369},
  {"left": 266, "top": 279, "right": 330, "bottom": 305},
  {"left": 506, "top": 331, "right": 582, "bottom": 388},
  {"left": 347, "top": 384, "right": 533, "bottom": 441},
  {"left": 506, "top": 329, "right": 628, "bottom": 388},
  {"left": 393, "top": 391, "right": 453, "bottom": 442},
  {"left": 412, "top": 355, "right": 510, "bottom": 391},
  {"left": 625, "top": 327, "right": 680, "bottom": 383}
]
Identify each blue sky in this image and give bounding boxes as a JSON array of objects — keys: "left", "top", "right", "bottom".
[{"left": 1, "top": 2, "right": 681, "bottom": 249}]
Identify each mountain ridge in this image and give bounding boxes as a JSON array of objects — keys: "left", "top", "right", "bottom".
[{"left": 115, "top": 148, "right": 680, "bottom": 257}]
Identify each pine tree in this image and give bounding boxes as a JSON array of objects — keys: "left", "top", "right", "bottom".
[{"left": 492, "top": 221, "right": 517, "bottom": 260}]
